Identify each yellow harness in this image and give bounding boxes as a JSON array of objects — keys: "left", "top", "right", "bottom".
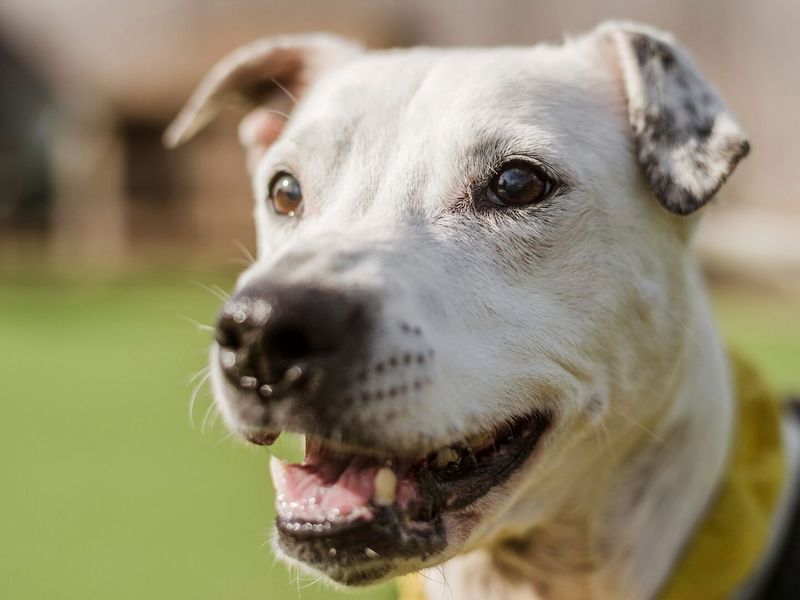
[{"left": 398, "top": 353, "right": 786, "bottom": 600}]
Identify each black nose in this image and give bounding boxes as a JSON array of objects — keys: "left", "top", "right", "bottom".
[{"left": 215, "top": 283, "right": 369, "bottom": 397}]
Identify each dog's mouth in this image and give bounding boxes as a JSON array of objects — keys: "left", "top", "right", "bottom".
[{"left": 266, "top": 410, "right": 551, "bottom": 584}]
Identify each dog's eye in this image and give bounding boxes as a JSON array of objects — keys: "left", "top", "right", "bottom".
[
  {"left": 487, "top": 161, "right": 551, "bottom": 208},
  {"left": 269, "top": 172, "right": 303, "bottom": 216}
]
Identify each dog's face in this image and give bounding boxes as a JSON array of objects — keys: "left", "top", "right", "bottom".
[{"left": 168, "top": 22, "right": 747, "bottom": 586}]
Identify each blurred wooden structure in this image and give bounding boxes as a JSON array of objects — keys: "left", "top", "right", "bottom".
[{"left": 0, "top": 0, "right": 797, "bottom": 283}]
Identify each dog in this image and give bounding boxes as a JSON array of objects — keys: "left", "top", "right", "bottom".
[{"left": 166, "top": 21, "right": 800, "bottom": 600}]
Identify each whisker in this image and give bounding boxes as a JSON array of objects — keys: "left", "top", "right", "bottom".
[
  {"left": 213, "top": 429, "right": 236, "bottom": 447},
  {"left": 232, "top": 239, "right": 256, "bottom": 265},
  {"left": 270, "top": 77, "right": 298, "bottom": 104},
  {"left": 201, "top": 401, "right": 218, "bottom": 434},
  {"left": 189, "top": 371, "right": 212, "bottom": 429},
  {"left": 210, "top": 284, "right": 231, "bottom": 300},
  {"left": 178, "top": 313, "right": 215, "bottom": 333},
  {"left": 437, "top": 563, "right": 454, "bottom": 599},
  {"left": 297, "top": 574, "right": 322, "bottom": 590},
  {"left": 263, "top": 108, "right": 291, "bottom": 121},
  {"left": 608, "top": 405, "right": 665, "bottom": 445},
  {"left": 186, "top": 366, "right": 210, "bottom": 386},
  {"left": 226, "top": 257, "right": 255, "bottom": 268},
  {"left": 592, "top": 418, "right": 618, "bottom": 466},
  {"left": 191, "top": 280, "right": 229, "bottom": 302}
]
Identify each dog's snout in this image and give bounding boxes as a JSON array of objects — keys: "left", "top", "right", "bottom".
[{"left": 215, "top": 283, "right": 369, "bottom": 396}]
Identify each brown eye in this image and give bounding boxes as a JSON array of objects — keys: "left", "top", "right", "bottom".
[
  {"left": 487, "top": 161, "right": 551, "bottom": 207},
  {"left": 269, "top": 172, "right": 302, "bottom": 216}
]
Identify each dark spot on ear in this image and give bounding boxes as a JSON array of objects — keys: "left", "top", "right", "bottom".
[
  {"left": 631, "top": 34, "right": 676, "bottom": 69},
  {"left": 693, "top": 157, "right": 709, "bottom": 174},
  {"left": 638, "top": 150, "right": 695, "bottom": 215},
  {"left": 728, "top": 138, "right": 751, "bottom": 158},
  {"left": 620, "top": 28, "right": 750, "bottom": 215},
  {"left": 681, "top": 98, "right": 698, "bottom": 118},
  {"left": 642, "top": 111, "right": 679, "bottom": 144},
  {"left": 694, "top": 119, "right": 714, "bottom": 140}
]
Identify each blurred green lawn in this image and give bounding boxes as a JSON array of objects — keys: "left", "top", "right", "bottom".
[{"left": 0, "top": 272, "right": 797, "bottom": 599}]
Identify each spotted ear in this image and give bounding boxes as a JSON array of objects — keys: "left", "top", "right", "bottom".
[
  {"left": 163, "top": 33, "right": 362, "bottom": 150},
  {"left": 603, "top": 22, "right": 749, "bottom": 215}
]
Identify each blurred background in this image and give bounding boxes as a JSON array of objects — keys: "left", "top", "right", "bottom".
[{"left": 0, "top": 1, "right": 797, "bottom": 598}]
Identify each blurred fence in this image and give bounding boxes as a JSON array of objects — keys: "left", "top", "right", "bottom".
[{"left": 0, "top": 0, "right": 797, "bottom": 283}]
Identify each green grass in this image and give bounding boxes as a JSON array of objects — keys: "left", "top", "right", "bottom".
[
  {"left": 712, "top": 288, "right": 800, "bottom": 391},
  {"left": 0, "top": 272, "right": 395, "bottom": 600},
  {"left": 0, "top": 273, "right": 796, "bottom": 599}
]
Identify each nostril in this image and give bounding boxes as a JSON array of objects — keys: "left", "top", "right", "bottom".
[
  {"left": 267, "top": 325, "right": 314, "bottom": 361},
  {"left": 215, "top": 318, "right": 242, "bottom": 350}
]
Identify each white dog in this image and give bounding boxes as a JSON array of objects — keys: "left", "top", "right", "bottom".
[{"left": 166, "top": 22, "right": 798, "bottom": 600}]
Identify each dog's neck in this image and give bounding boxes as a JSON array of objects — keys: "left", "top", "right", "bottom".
[{"left": 423, "top": 269, "right": 734, "bottom": 600}]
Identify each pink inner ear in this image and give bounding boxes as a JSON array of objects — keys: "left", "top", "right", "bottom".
[{"left": 239, "top": 108, "right": 288, "bottom": 169}]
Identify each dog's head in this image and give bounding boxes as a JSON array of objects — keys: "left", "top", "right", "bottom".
[{"left": 168, "top": 22, "right": 747, "bottom": 586}]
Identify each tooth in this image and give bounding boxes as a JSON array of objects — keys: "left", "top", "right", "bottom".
[
  {"left": 350, "top": 507, "right": 370, "bottom": 521},
  {"left": 270, "top": 456, "right": 287, "bottom": 487},
  {"left": 373, "top": 467, "right": 397, "bottom": 505},
  {"left": 365, "top": 547, "right": 379, "bottom": 559},
  {"left": 434, "top": 447, "right": 460, "bottom": 468},
  {"left": 468, "top": 431, "right": 494, "bottom": 449}
]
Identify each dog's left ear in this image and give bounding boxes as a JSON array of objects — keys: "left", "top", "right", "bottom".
[
  {"left": 163, "top": 33, "right": 362, "bottom": 150},
  {"left": 601, "top": 22, "right": 749, "bottom": 215}
]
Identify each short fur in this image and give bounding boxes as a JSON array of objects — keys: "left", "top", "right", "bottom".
[{"left": 169, "top": 22, "right": 755, "bottom": 600}]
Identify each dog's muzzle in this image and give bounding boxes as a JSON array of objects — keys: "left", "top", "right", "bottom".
[{"left": 211, "top": 280, "right": 554, "bottom": 585}]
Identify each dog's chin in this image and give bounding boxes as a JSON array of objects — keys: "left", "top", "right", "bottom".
[{"left": 263, "top": 410, "right": 552, "bottom": 586}]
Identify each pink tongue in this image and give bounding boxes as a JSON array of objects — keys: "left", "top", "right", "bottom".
[{"left": 271, "top": 457, "right": 378, "bottom": 522}]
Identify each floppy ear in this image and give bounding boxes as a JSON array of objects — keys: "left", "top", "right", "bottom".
[
  {"left": 603, "top": 22, "right": 749, "bottom": 215},
  {"left": 163, "top": 33, "right": 362, "bottom": 151}
]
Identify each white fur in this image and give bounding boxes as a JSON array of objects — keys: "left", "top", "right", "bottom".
[{"left": 170, "top": 21, "right": 754, "bottom": 600}]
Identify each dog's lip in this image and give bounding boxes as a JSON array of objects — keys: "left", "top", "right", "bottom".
[{"left": 270, "top": 410, "right": 552, "bottom": 542}]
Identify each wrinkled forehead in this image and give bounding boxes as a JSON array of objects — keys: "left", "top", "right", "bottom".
[
  {"left": 271, "top": 42, "right": 627, "bottom": 209},
  {"left": 293, "top": 44, "right": 624, "bottom": 159}
]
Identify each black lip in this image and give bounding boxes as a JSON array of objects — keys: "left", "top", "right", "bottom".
[
  {"left": 275, "top": 410, "right": 552, "bottom": 584},
  {"left": 277, "top": 507, "right": 446, "bottom": 585},
  {"left": 428, "top": 410, "right": 552, "bottom": 511}
]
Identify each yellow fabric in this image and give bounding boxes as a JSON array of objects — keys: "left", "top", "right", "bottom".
[
  {"left": 659, "top": 352, "right": 785, "bottom": 600},
  {"left": 397, "top": 574, "right": 427, "bottom": 600},
  {"left": 398, "top": 353, "right": 786, "bottom": 600}
]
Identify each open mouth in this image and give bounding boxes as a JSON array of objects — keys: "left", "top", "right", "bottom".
[{"left": 267, "top": 410, "right": 552, "bottom": 584}]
